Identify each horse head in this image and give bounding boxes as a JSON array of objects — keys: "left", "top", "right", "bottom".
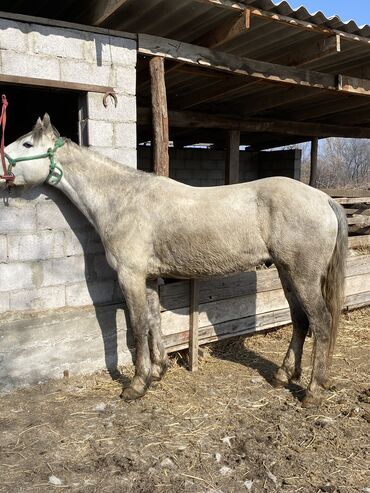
[{"left": 4, "top": 114, "right": 62, "bottom": 187}]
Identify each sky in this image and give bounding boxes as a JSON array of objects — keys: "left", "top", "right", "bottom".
[{"left": 276, "top": 0, "right": 370, "bottom": 26}]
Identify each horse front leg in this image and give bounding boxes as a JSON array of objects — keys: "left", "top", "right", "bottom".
[
  {"left": 146, "top": 280, "right": 169, "bottom": 381},
  {"left": 119, "top": 273, "right": 152, "bottom": 401}
]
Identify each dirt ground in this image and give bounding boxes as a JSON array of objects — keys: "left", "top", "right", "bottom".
[{"left": 0, "top": 308, "right": 369, "bottom": 493}]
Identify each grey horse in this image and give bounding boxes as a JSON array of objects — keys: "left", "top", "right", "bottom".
[{"left": 3, "top": 115, "right": 348, "bottom": 407}]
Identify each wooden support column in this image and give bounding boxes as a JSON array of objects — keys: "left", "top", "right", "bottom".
[
  {"left": 189, "top": 279, "right": 200, "bottom": 372},
  {"left": 149, "top": 56, "right": 169, "bottom": 176},
  {"left": 225, "top": 129, "right": 240, "bottom": 184},
  {"left": 309, "top": 137, "right": 319, "bottom": 187}
]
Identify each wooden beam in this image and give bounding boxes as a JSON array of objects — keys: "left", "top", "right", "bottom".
[
  {"left": 189, "top": 279, "right": 200, "bottom": 372},
  {"left": 86, "top": 0, "right": 131, "bottom": 26},
  {"left": 225, "top": 129, "right": 240, "bottom": 184},
  {"left": 0, "top": 74, "right": 114, "bottom": 94},
  {"left": 195, "top": 10, "right": 251, "bottom": 48},
  {"left": 193, "top": 0, "right": 370, "bottom": 46},
  {"left": 309, "top": 138, "right": 319, "bottom": 187},
  {"left": 138, "top": 34, "right": 370, "bottom": 98},
  {"left": 138, "top": 107, "right": 370, "bottom": 139},
  {"left": 149, "top": 57, "right": 169, "bottom": 176},
  {"left": 139, "top": 33, "right": 337, "bottom": 92}
]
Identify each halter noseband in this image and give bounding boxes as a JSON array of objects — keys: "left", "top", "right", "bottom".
[{"left": 5, "top": 137, "right": 65, "bottom": 186}]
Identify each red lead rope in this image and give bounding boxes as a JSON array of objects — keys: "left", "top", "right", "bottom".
[{"left": 0, "top": 94, "right": 14, "bottom": 183}]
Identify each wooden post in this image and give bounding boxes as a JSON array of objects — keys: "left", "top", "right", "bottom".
[
  {"left": 189, "top": 279, "right": 200, "bottom": 372},
  {"left": 225, "top": 129, "right": 240, "bottom": 184},
  {"left": 309, "top": 137, "right": 319, "bottom": 187},
  {"left": 149, "top": 56, "right": 169, "bottom": 176}
]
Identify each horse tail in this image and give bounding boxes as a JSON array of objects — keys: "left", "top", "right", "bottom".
[{"left": 322, "top": 199, "right": 348, "bottom": 366}]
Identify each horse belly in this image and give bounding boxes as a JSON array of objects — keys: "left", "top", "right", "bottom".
[{"left": 151, "top": 226, "right": 270, "bottom": 278}]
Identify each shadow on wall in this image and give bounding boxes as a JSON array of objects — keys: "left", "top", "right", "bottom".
[{"left": 0, "top": 184, "right": 133, "bottom": 387}]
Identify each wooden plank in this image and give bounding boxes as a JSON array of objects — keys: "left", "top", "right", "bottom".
[
  {"left": 309, "top": 137, "right": 318, "bottom": 187},
  {"left": 160, "top": 268, "right": 282, "bottom": 311},
  {"left": 0, "top": 74, "right": 114, "bottom": 94},
  {"left": 189, "top": 280, "right": 200, "bottom": 371},
  {"left": 346, "top": 255, "right": 370, "bottom": 276},
  {"left": 335, "top": 197, "right": 370, "bottom": 204},
  {"left": 225, "top": 129, "right": 240, "bottom": 185},
  {"left": 138, "top": 107, "right": 370, "bottom": 139},
  {"left": 196, "top": 10, "right": 251, "bottom": 48},
  {"left": 164, "top": 308, "right": 292, "bottom": 351},
  {"left": 149, "top": 57, "right": 169, "bottom": 176},
  {"left": 344, "top": 291, "right": 370, "bottom": 311},
  {"left": 339, "top": 75, "right": 370, "bottom": 96},
  {"left": 193, "top": 0, "right": 370, "bottom": 46},
  {"left": 347, "top": 216, "right": 370, "bottom": 227},
  {"left": 321, "top": 189, "right": 370, "bottom": 198},
  {"left": 345, "top": 272, "right": 370, "bottom": 296},
  {"left": 138, "top": 34, "right": 338, "bottom": 92},
  {"left": 348, "top": 235, "right": 370, "bottom": 248},
  {"left": 84, "top": 0, "right": 131, "bottom": 26}
]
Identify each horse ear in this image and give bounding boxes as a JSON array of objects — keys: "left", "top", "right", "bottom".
[
  {"left": 42, "top": 113, "right": 52, "bottom": 129},
  {"left": 35, "top": 117, "right": 43, "bottom": 129}
]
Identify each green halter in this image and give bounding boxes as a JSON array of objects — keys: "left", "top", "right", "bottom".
[{"left": 4, "top": 137, "right": 65, "bottom": 186}]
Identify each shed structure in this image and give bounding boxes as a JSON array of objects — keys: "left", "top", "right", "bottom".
[{"left": 0, "top": 0, "right": 370, "bottom": 390}]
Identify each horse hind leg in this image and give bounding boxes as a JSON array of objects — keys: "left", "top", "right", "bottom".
[
  {"left": 146, "top": 280, "right": 169, "bottom": 381},
  {"left": 285, "top": 279, "right": 332, "bottom": 408},
  {"left": 274, "top": 279, "right": 309, "bottom": 387}
]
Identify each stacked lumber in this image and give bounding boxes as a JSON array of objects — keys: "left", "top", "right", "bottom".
[{"left": 324, "top": 189, "right": 370, "bottom": 249}]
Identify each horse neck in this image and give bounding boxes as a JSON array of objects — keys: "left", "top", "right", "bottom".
[{"left": 55, "top": 142, "right": 143, "bottom": 231}]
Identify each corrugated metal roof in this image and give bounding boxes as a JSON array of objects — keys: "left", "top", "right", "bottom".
[{"left": 240, "top": 0, "right": 370, "bottom": 37}]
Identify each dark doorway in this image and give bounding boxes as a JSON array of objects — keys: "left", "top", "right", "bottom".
[{"left": 1, "top": 85, "right": 80, "bottom": 144}]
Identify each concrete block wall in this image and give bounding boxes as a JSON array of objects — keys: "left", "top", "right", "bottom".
[
  {"left": 0, "top": 187, "right": 124, "bottom": 314},
  {"left": 0, "top": 17, "right": 135, "bottom": 316},
  {"left": 0, "top": 17, "right": 137, "bottom": 167},
  {"left": 138, "top": 147, "right": 301, "bottom": 185}
]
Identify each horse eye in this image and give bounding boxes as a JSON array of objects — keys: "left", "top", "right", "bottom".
[{"left": 23, "top": 142, "right": 33, "bottom": 148}]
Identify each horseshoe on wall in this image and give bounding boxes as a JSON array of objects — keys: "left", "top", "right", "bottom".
[{"left": 103, "top": 91, "right": 118, "bottom": 108}]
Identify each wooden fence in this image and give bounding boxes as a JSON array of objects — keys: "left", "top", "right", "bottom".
[
  {"left": 326, "top": 189, "right": 370, "bottom": 249},
  {"left": 161, "top": 254, "right": 370, "bottom": 354}
]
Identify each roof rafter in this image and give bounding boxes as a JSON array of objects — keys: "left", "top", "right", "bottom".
[{"left": 193, "top": 0, "right": 370, "bottom": 45}]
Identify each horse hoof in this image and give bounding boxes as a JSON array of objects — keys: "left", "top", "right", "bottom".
[
  {"left": 302, "top": 392, "right": 322, "bottom": 408},
  {"left": 120, "top": 386, "right": 146, "bottom": 402}
]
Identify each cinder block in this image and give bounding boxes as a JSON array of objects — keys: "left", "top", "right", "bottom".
[
  {"left": 41, "top": 256, "right": 87, "bottom": 287},
  {"left": 0, "top": 206, "right": 36, "bottom": 234},
  {"left": 31, "top": 24, "right": 87, "bottom": 60},
  {"left": 66, "top": 280, "right": 114, "bottom": 307},
  {"left": 0, "top": 262, "right": 35, "bottom": 292},
  {"left": 87, "top": 120, "right": 114, "bottom": 147},
  {"left": 8, "top": 231, "right": 65, "bottom": 262},
  {"left": 87, "top": 92, "right": 136, "bottom": 122},
  {"left": 60, "top": 59, "right": 112, "bottom": 86},
  {"left": 1, "top": 50, "right": 60, "bottom": 80},
  {"left": 10, "top": 285, "right": 66, "bottom": 311},
  {"left": 115, "top": 66, "right": 136, "bottom": 95},
  {"left": 89, "top": 34, "right": 136, "bottom": 67},
  {"left": 90, "top": 147, "right": 137, "bottom": 168},
  {"left": 0, "top": 19, "right": 29, "bottom": 52},
  {"left": 0, "top": 236, "right": 7, "bottom": 262},
  {"left": 36, "top": 200, "right": 89, "bottom": 231},
  {"left": 63, "top": 230, "right": 86, "bottom": 257},
  {"left": 0, "top": 292, "right": 10, "bottom": 313},
  {"left": 114, "top": 122, "right": 136, "bottom": 149}
]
